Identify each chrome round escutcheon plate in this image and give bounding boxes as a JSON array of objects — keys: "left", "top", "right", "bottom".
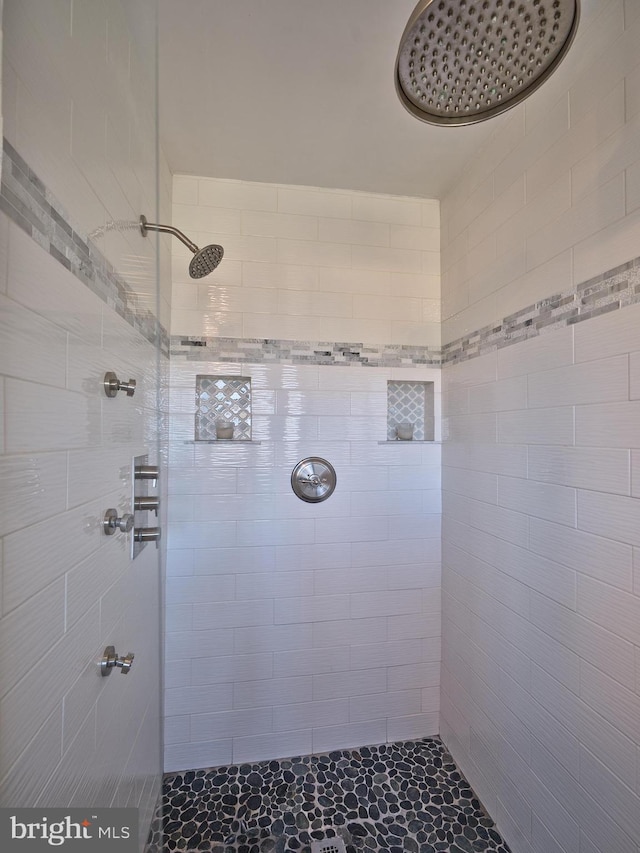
[{"left": 291, "top": 457, "right": 337, "bottom": 503}]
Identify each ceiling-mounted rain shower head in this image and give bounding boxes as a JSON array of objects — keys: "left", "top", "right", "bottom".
[
  {"left": 395, "top": 0, "right": 580, "bottom": 126},
  {"left": 139, "top": 215, "right": 224, "bottom": 278}
]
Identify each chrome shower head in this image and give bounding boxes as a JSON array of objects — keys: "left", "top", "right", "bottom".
[
  {"left": 189, "top": 244, "right": 225, "bottom": 279},
  {"left": 395, "top": 0, "right": 580, "bottom": 126},
  {"left": 140, "top": 215, "right": 224, "bottom": 278}
]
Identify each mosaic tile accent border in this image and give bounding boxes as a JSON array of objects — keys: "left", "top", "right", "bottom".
[
  {"left": 442, "top": 256, "right": 640, "bottom": 365},
  {"left": 171, "top": 255, "right": 640, "bottom": 370},
  {"left": 172, "top": 337, "right": 442, "bottom": 367},
  {"left": 9, "top": 128, "right": 635, "bottom": 369},
  {"left": 145, "top": 737, "right": 511, "bottom": 853},
  {"left": 0, "top": 139, "right": 170, "bottom": 356}
]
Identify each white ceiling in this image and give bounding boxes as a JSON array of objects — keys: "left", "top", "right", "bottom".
[{"left": 157, "top": 0, "right": 504, "bottom": 199}]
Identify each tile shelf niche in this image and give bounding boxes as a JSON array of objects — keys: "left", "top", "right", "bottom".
[
  {"left": 387, "top": 380, "right": 435, "bottom": 441},
  {"left": 195, "top": 374, "right": 252, "bottom": 441}
]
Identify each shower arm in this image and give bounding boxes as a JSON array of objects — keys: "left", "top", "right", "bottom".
[{"left": 139, "top": 215, "right": 199, "bottom": 254}]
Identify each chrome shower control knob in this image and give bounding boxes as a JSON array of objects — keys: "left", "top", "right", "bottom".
[
  {"left": 134, "top": 464, "right": 159, "bottom": 484},
  {"left": 134, "top": 496, "right": 160, "bottom": 515},
  {"left": 103, "top": 371, "right": 137, "bottom": 398},
  {"left": 103, "top": 509, "right": 135, "bottom": 535},
  {"left": 134, "top": 527, "right": 161, "bottom": 542},
  {"left": 291, "top": 458, "right": 337, "bottom": 503},
  {"left": 101, "top": 646, "right": 135, "bottom": 676}
]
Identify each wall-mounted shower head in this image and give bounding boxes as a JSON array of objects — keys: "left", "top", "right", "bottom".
[
  {"left": 189, "top": 244, "right": 224, "bottom": 279},
  {"left": 395, "top": 0, "right": 580, "bottom": 126},
  {"left": 140, "top": 215, "right": 224, "bottom": 278}
]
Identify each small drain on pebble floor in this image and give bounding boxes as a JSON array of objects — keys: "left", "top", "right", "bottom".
[{"left": 310, "top": 838, "right": 347, "bottom": 853}]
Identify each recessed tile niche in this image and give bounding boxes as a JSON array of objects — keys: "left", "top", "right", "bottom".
[
  {"left": 195, "top": 375, "right": 252, "bottom": 440},
  {"left": 387, "top": 380, "right": 435, "bottom": 441}
]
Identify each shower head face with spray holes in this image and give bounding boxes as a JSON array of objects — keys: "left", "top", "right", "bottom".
[
  {"left": 189, "top": 244, "right": 225, "bottom": 279},
  {"left": 395, "top": 0, "right": 579, "bottom": 126}
]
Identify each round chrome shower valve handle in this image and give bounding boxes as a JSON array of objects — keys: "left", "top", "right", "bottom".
[
  {"left": 101, "top": 645, "right": 135, "bottom": 676},
  {"left": 395, "top": 0, "right": 580, "bottom": 125},
  {"left": 103, "top": 371, "right": 136, "bottom": 398},
  {"left": 103, "top": 508, "right": 135, "bottom": 535},
  {"left": 291, "top": 458, "right": 337, "bottom": 503}
]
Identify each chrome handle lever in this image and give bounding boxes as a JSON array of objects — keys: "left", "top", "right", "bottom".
[{"left": 115, "top": 652, "right": 135, "bottom": 673}]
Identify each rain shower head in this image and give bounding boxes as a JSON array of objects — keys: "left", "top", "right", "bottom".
[
  {"left": 139, "top": 215, "right": 224, "bottom": 278},
  {"left": 395, "top": 0, "right": 580, "bottom": 126}
]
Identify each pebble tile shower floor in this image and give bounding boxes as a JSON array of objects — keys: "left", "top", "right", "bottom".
[{"left": 146, "top": 737, "right": 511, "bottom": 853}]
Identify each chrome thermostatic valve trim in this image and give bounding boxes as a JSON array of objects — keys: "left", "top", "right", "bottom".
[
  {"left": 291, "top": 457, "right": 337, "bottom": 503},
  {"left": 132, "top": 454, "right": 160, "bottom": 559}
]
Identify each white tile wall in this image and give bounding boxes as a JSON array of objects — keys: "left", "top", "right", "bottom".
[
  {"left": 440, "top": 0, "right": 640, "bottom": 343},
  {"left": 0, "top": 219, "right": 163, "bottom": 818},
  {"left": 171, "top": 176, "right": 440, "bottom": 347},
  {"left": 527, "top": 446, "right": 631, "bottom": 495},
  {"left": 149, "top": 4, "right": 640, "bottom": 850},
  {"left": 440, "top": 9, "right": 640, "bottom": 849},
  {"left": 1, "top": 0, "right": 168, "bottom": 844},
  {"left": 165, "top": 361, "right": 441, "bottom": 769},
  {"left": 443, "top": 221, "right": 640, "bottom": 852}
]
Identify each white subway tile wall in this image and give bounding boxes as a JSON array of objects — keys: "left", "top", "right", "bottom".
[
  {"left": 9, "top": 1, "right": 640, "bottom": 850},
  {"left": 440, "top": 3, "right": 640, "bottom": 850},
  {"left": 0, "top": 214, "right": 163, "bottom": 816},
  {"left": 165, "top": 358, "right": 442, "bottom": 770},
  {"left": 440, "top": 1, "right": 640, "bottom": 348},
  {"left": 1, "top": 0, "right": 169, "bottom": 844},
  {"left": 171, "top": 178, "right": 440, "bottom": 347}
]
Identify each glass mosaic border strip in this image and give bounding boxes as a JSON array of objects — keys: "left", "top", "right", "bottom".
[
  {"left": 442, "top": 256, "right": 640, "bottom": 365},
  {"left": 10, "top": 115, "right": 632, "bottom": 371},
  {"left": 0, "top": 139, "right": 170, "bottom": 357},
  {"left": 171, "top": 255, "right": 640, "bottom": 370},
  {"left": 172, "top": 336, "right": 442, "bottom": 367}
]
